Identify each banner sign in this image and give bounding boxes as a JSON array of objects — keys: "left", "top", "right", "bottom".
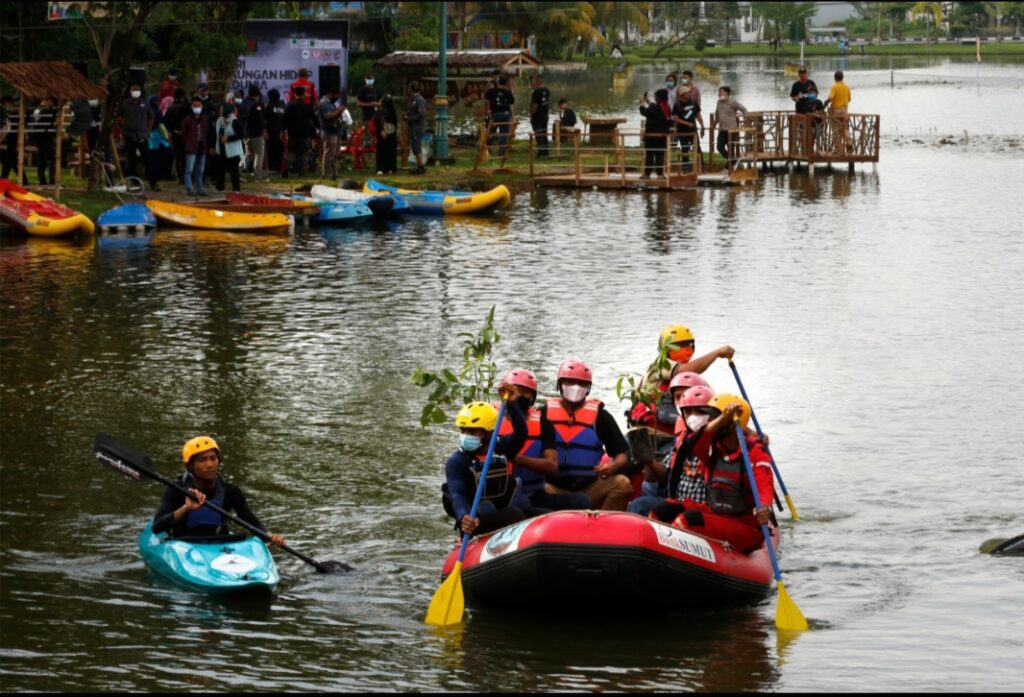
[{"left": 236, "top": 20, "right": 350, "bottom": 100}]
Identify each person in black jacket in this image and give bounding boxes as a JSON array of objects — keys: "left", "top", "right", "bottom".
[
  {"left": 282, "top": 86, "right": 317, "bottom": 177},
  {"left": 639, "top": 88, "right": 672, "bottom": 178},
  {"left": 265, "top": 88, "right": 286, "bottom": 174},
  {"left": 152, "top": 435, "right": 284, "bottom": 544}
]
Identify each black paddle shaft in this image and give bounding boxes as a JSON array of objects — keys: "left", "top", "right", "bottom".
[{"left": 93, "top": 433, "right": 351, "bottom": 574}]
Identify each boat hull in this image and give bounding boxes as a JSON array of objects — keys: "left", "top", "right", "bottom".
[
  {"left": 138, "top": 523, "right": 279, "bottom": 595},
  {"left": 363, "top": 179, "right": 510, "bottom": 215},
  {"left": 0, "top": 179, "right": 95, "bottom": 237},
  {"left": 146, "top": 199, "right": 292, "bottom": 233},
  {"left": 440, "top": 511, "right": 777, "bottom": 612},
  {"left": 96, "top": 203, "right": 157, "bottom": 233}
]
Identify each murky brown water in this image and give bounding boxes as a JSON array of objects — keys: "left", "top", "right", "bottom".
[{"left": 2, "top": 56, "right": 1023, "bottom": 691}]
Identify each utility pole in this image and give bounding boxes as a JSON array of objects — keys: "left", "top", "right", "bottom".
[{"left": 433, "top": 0, "right": 453, "bottom": 163}]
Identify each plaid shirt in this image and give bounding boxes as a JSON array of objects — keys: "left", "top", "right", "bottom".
[{"left": 673, "top": 472, "right": 706, "bottom": 503}]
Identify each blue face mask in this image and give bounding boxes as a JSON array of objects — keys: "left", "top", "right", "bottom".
[{"left": 460, "top": 434, "right": 482, "bottom": 452}]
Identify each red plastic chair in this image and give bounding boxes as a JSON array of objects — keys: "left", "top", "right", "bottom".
[{"left": 339, "top": 126, "right": 376, "bottom": 171}]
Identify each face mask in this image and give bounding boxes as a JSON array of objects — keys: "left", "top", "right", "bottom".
[
  {"left": 88, "top": 99, "right": 99, "bottom": 107},
  {"left": 668, "top": 347, "right": 695, "bottom": 363},
  {"left": 192, "top": 107, "right": 202, "bottom": 115},
  {"left": 367, "top": 79, "right": 375, "bottom": 86},
  {"left": 685, "top": 413, "right": 710, "bottom": 432},
  {"left": 560, "top": 383, "right": 589, "bottom": 403},
  {"left": 666, "top": 82, "right": 675, "bottom": 89},
  {"left": 131, "top": 91, "right": 141, "bottom": 99},
  {"left": 459, "top": 434, "right": 482, "bottom": 452}
]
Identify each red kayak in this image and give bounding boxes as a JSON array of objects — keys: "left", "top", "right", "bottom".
[{"left": 440, "top": 510, "right": 779, "bottom": 612}]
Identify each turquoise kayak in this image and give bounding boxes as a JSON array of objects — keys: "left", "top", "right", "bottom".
[{"left": 137, "top": 522, "right": 279, "bottom": 595}]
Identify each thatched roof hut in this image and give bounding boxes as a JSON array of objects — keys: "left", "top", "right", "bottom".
[
  {"left": 0, "top": 61, "right": 108, "bottom": 101},
  {"left": 0, "top": 61, "right": 108, "bottom": 196}
]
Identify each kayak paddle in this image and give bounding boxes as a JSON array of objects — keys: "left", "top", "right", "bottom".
[
  {"left": 425, "top": 400, "right": 507, "bottom": 627},
  {"left": 735, "top": 420, "right": 808, "bottom": 631},
  {"left": 729, "top": 358, "right": 800, "bottom": 520},
  {"left": 93, "top": 432, "right": 352, "bottom": 575}
]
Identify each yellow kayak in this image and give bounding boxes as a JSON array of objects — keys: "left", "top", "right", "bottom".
[
  {"left": 362, "top": 179, "right": 511, "bottom": 215},
  {"left": 146, "top": 200, "right": 293, "bottom": 234},
  {"left": 0, "top": 179, "right": 94, "bottom": 237}
]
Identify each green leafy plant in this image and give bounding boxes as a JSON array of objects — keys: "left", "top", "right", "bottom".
[
  {"left": 615, "top": 336, "right": 677, "bottom": 412},
  {"left": 412, "top": 305, "right": 502, "bottom": 427}
]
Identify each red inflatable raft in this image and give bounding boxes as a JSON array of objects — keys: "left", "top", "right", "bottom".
[{"left": 440, "top": 510, "right": 780, "bottom": 612}]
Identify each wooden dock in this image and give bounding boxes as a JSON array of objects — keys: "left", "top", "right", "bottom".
[{"left": 526, "top": 112, "right": 879, "bottom": 192}]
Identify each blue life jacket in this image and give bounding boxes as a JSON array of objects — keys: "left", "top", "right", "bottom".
[
  {"left": 546, "top": 397, "right": 605, "bottom": 485},
  {"left": 182, "top": 473, "right": 226, "bottom": 532}
]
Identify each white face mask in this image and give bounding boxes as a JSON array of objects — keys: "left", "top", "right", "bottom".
[
  {"left": 192, "top": 107, "right": 202, "bottom": 115},
  {"left": 131, "top": 90, "right": 141, "bottom": 99},
  {"left": 560, "top": 383, "right": 589, "bottom": 403},
  {"left": 685, "top": 413, "right": 710, "bottom": 432}
]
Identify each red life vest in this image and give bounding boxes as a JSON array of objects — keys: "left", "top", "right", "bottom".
[
  {"left": 546, "top": 397, "right": 604, "bottom": 482},
  {"left": 701, "top": 435, "right": 764, "bottom": 516},
  {"left": 497, "top": 405, "right": 546, "bottom": 496}
]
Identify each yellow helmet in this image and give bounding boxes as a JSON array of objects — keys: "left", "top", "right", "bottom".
[
  {"left": 660, "top": 324, "right": 695, "bottom": 362},
  {"left": 660, "top": 324, "right": 694, "bottom": 345},
  {"left": 707, "top": 393, "right": 751, "bottom": 428},
  {"left": 455, "top": 402, "right": 498, "bottom": 432},
  {"left": 181, "top": 435, "right": 220, "bottom": 464}
]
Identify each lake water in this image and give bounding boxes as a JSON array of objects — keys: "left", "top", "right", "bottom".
[{"left": 2, "top": 55, "right": 1023, "bottom": 692}]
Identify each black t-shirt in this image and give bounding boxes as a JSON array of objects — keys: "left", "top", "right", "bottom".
[
  {"left": 485, "top": 86, "right": 515, "bottom": 113},
  {"left": 672, "top": 101, "right": 700, "bottom": 133},
  {"left": 530, "top": 86, "right": 550, "bottom": 122},
  {"left": 559, "top": 108, "right": 577, "bottom": 129},
  {"left": 357, "top": 85, "right": 379, "bottom": 120},
  {"left": 265, "top": 99, "right": 286, "bottom": 133},
  {"left": 283, "top": 100, "right": 316, "bottom": 139},
  {"left": 151, "top": 475, "right": 266, "bottom": 538},
  {"left": 790, "top": 79, "right": 819, "bottom": 113}
]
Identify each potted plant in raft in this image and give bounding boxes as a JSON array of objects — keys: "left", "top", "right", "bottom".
[{"left": 614, "top": 336, "right": 678, "bottom": 466}]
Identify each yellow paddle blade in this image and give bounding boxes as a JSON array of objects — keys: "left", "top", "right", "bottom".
[
  {"left": 785, "top": 494, "right": 801, "bottom": 521},
  {"left": 775, "top": 580, "right": 809, "bottom": 631},
  {"left": 425, "top": 562, "right": 465, "bottom": 627}
]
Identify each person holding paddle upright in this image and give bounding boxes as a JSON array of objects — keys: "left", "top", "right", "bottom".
[
  {"left": 650, "top": 394, "right": 774, "bottom": 553},
  {"left": 152, "top": 436, "right": 284, "bottom": 546},
  {"left": 443, "top": 384, "right": 529, "bottom": 537}
]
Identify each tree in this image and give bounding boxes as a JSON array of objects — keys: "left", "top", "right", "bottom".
[
  {"left": 750, "top": 2, "right": 816, "bottom": 44},
  {"left": 78, "top": 1, "right": 160, "bottom": 191},
  {"left": 709, "top": 1, "right": 743, "bottom": 46},
  {"left": 911, "top": 1, "right": 943, "bottom": 41},
  {"left": 469, "top": 2, "right": 600, "bottom": 58},
  {"left": 592, "top": 1, "right": 650, "bottom": 46},
  {"left": 650, "top": 1, "right": 701, "bottom": 57}
]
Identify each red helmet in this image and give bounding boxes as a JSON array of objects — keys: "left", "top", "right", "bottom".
[
  {"left": 556, "top": 359, "right": 592, "bottom": 384},
  {"left": 669, "top": 371, "right": 709, "bottom": 394},
  {"left": 679, "top": 385, "right": 715, "bottom": 408},
  {"left": 503, "top": 368, "right": 538, "bottom": 392}
]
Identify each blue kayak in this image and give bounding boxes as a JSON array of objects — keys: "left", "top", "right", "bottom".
[
  {"left": 96, "top": 203, "right": 157, "bottom": 233},
  {"left": 283, "top": 194, "right": 375, "bottom": 224},
  {"left": 138, "top": 522, "right": 279, "bottom": 595}
]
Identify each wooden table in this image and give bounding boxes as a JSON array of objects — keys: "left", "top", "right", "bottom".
[{"left": 584, "top": 117, "right": 627, "bottom": 144}]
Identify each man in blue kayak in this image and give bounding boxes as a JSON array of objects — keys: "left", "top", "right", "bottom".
[{"left": 151, "top": 435, "right": 284, "bottom": 545}]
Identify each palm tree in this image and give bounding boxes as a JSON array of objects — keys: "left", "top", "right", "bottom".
[{"left": 911, "top": 1, "right": 943, "bottom": 41}]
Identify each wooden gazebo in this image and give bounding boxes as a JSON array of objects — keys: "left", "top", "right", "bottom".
[
  {"left": 375, "top": 49, "right": 541, "bottom": 104},
  {"left": 0, "top": 61, "right": 108, "bottom": 197}
]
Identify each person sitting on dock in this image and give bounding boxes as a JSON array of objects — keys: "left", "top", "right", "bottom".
[
  {"left": 639, "top": 88, "right": 673, "bottom": 179},
  {"left": 671, "top": 86, "right": 703, "bottom": 173},
  {"left": 557, "top": 99, "right": 578, "bottom": 132},
  {"left": 151, "top": 436, "right": 284, "bottom": 545},
  {"left": 650, "top": 395, "right": 774, "bottom": 553},
  {"left": 497, "top": 368, "right": 591, "bottom": 515},
  {"left": 542, "top": 359, "right": 632, "bottom": 511},
  {"left": 443, "top": 392, "right": 529, "bottom": 537},
  {"left": 711, "top": 86, "right": 747, "bottom": 168},
  {"left": 628, "top": 384, "right": 716, "bottom": 517}
]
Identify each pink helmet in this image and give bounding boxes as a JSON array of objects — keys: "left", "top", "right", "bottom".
[
  {"left": 679, "top": 385, "right": 716, "bottom": 408},
  {"left": 556, "top": 359, "right": 592, "bottom": 384},
  {"left": 503, "top": 368, "right": 538, "bottom": 392},
  {"left": 669, "top": 371, "right": 708, "bottom": 394}
]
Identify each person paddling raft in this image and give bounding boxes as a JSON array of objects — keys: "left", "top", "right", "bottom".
[
  {"left": 151, "top": 436, "right": 284, "bottom": 546},
  {"left": 650, "top": 394, "right": 774, "bottom": 553},
  {"left": 497, "top": 368, "right": 591, "bottom": 514},
  {"left": 443, "top": 385, "right": 529, "bottom": 537}
]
